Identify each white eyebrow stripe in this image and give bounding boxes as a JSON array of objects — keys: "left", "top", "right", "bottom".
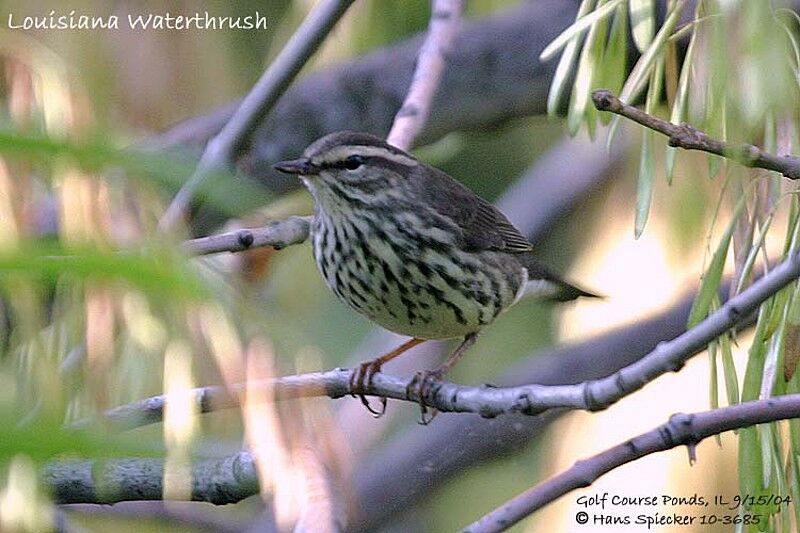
[{"left": 319, "top": 145, "right": 418, "bottom": 167}]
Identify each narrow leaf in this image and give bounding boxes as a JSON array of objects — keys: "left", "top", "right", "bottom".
[
  {"left": 568, "top": 1, "right": 610, "bottom": 135},
  {"left": 540, "top": 0, "right": 621, "bottom": 61},
  {"left": 634, "top": 53, "right": 664, "bottom": 238},
  {"left": 687, "top": 198, "right": 745, "bottom": 327},
  {"left": 666, "top": 9, "right": 698, "bottom": 183},
  {"left": 635, "top": 131, "right": 654, "bottom": 238},
  {"left": 629, "top": 0, "right": 654, "bottom": 52},
  {"left": 720, "top": 333, "right": 740, "bottom": 405},
  {"left": 607, "top": 0, "right": 686, "bottom": 150},
  {"left": 599, "top": 3, "right": 629, "bottom": 125},
  {"left": 547, "top": 0, "right": 601, "bottom": 116}
]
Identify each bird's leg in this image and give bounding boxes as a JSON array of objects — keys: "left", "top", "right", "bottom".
[
  {"left": 408, "top": 332, "right": 478, "bottom": 425},
  {"left": 350, "top": 337, "right": 425, "bottom": 417}
]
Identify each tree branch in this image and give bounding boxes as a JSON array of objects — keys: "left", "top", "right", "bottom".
[
  {"left": 349, "top": 285, "right": 699, "bottom": 532},
  {"left": 94, "top": 247, "right": 797, "bottom": 432},
  {"left": 158, "top": 0, "right": 356, "bottom": 231},
  {"left": 463, "top": 394, "right": 800, "bottom": 532},
  {"left": 592, "top": 89, "right": 800, "bottom": 180},
  {"left": 386, "top": 0, "right": 464, "bottom": 150},
  {"left": 144, "top": 0, "right": 585, "bottom": 200},
  {"left": 181, "top": 215, "right": 311, "bottom": 256},
  {"left": 43, "top": 452, "right": 258, "bottom": 505}
]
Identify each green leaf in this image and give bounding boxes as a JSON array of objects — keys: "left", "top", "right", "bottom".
[
  {"left": 0, "top": 130, "right": 271, "bottom": 218},
  {"left": 0, "top": 244, "right": 209, "bottom": 301},
  {"left": 634, "top": 53, "right": 664, "bottom": 239},
  {"left": 546, "top": 0, "right": 597, "bottom": 116},
  {"left": 616, "top": 0, "right": 686, "bottom": 105},
  {"left": 568, "top": 1, "right": 611, "bottom": 135},
  {"left": 665, "top": 9, "right": 698, "bottom": 183},
  {"left": 0, "top": 409, "right": 161, "bottom": 463},
  {"left": 790, "top": 448, "right": 800, "bottom": 530},
  {"left": 607, "top": 0, "right": 686, "bottom": 150},
  {"left": 687, "top": 198, "right": 745, "bottom": 327},
  {"left": 708, "top": 337, "right": 719, "bottom": 410},
  {"left": 629, "top": 0, "right": 654, "bottom": 53},
  {"left": 734, "top": 211, "right": 775, "bottom": 295},
  {"left": 635, "top": 130, "right": 654, "bottom": 239},
  {"left": 720, "top": 333, "right": 740, "bottom": 405},
  {"left": 738, "top": 426, "right": 762, "bottom": 508},
  {"left": 540, "top": 0, "right": 622, "bottom": 62},
  {"left": 599, "top": 3, "right": 629, "bottom": 125}
]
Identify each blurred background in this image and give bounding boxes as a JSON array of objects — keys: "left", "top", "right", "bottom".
[{"left": 0, "top": 0, "right": 797, "bottom": 531}]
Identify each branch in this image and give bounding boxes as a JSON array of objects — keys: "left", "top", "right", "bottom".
[
  {"left": 386, "top": 0, "right": 464, "bottom": 150},
  {"left": 181, "top": 216, "right": 310, "bottom": 256},
  {"left": 349, "top": 285, "right": 699, "bottom": 532},
  {"left": 144, "top": 0, "right": 586, "bottom": 202},
  {"left": 43, "top": 452, "right": 258, "bottom": 505},
  {"left": 592, "top": 89, "right": 800, "bottom": 180},
  {"left": 97, "top": 248, "right": 798, "bottom": 432},
  {"left": 158, "top": 0, "right": 356, "bottom": 231},
  {"left": 462, "top": 394, "right": 800, "bottom": 532}
]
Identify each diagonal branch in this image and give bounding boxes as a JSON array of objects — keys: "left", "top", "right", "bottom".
[
  {"left": 462, "top": 394, "right": 800, "bottom": 532},
  {"left": 96, "top": 247, "right": 797, "bottom": 432},
  {"left": 592, "top": 89, "right": 800, "bottom": 180},
  {"left": 158, "top": 0, "right": 356, "bottom": 231},
  {"left": 386, "top": 0, "right": 464, "bottom": 150}
]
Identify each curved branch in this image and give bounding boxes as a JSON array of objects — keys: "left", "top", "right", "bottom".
[
  {"left": 592, "top": 90, "right": 800, "bottom": 179},
  {"left": 463, "top": 394, "right": 800, "bottom": 532}
]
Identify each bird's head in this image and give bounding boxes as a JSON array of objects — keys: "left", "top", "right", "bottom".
[{"left": 273, "top": 131, "right": 418, "bottom": 206}]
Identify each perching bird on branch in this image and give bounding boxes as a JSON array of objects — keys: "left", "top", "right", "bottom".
[{"left": 275, "top": 131, "right": 599, "bottom": 421}]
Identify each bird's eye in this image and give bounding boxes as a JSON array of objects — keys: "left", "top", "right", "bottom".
[{"left": 343, "top": 155, "right": 364, "bottom": 170}]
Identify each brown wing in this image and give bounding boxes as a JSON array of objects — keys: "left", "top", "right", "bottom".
[{"left": 411, "top": 164, "right": 533, "bottom": 253}]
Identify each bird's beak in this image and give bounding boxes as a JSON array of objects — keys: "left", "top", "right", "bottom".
[{"left": 273, "top": 157, "right": 317, "bottom": 175}]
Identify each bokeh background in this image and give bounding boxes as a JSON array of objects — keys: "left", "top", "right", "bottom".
[{"left": 0, "top": 0, "right": 796, "bottom": 531}]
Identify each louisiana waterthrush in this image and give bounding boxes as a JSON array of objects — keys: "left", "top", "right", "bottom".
[{"left": 275, "top": 131, "right": 598, "bottom": 418}]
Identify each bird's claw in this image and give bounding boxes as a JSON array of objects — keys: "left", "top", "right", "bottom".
[
  {"left": 407, "top": 369, "right": 444, "bottom": 425},
  {"left": 349, "top": 360, "right": 388, "bottom": 417}
]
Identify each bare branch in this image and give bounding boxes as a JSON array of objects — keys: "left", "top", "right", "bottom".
[
  {"left": 387, "top": 0, "right": 464, "bottom": 150},
  {"left": 158, "top": 0, "right": 356, "bottom": 231},
  {"left": 95, "top": 247, "right": 798, "bottom": 431},
  {"left": 144, "top": 0, "right": 585, "bottom": 201},
  {"left": 463, "top": 394, "right": 800, "bottom": 532},
  {"left": 49, "top": 395, "right": 800, "bottom": 513},
  {"left": 44, "top": 452, "right": 258, "bottom": 505},
  {"left": 182, "top": 216, "right": 311, "bottom": 256},
  {"left": 350, "top": 285, "right": 698, "bottom": 532},
  {"left": 592, "top": 89, "right": 800, "bottom": 180}
]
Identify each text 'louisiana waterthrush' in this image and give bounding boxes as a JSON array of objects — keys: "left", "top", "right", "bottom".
[{"left": 275, "top": 131, "right": 599, "bottom": 418}]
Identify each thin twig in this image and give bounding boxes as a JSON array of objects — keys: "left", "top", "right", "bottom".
[
  {"left": 182, "top": 216, "right": 311, "bottom": 255},
  {"left": 592, "top": 89, "right": 800, "bottom": 180},
  {"left": 158, "top": 0, "right": 356, "bottom": 231},
  {"left": 95, "top": 249, "right": 798, "bottom": 431},
  {"left": 386, "top": 0, "right": 464, "bottom": 150},
  {"left": 462, "top": 394, "right": 800, "bottom": 532}
]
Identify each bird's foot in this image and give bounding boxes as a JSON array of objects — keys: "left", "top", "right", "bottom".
[
  {"left": 349, "top": 359, "right": 388, "bottom": 417},
  {"left": 407, "top": 368, "right": 445, "bottom": 425}
]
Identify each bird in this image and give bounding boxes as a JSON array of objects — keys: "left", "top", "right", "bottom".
[{"left": 274, "top": 131, "right": 599, "bottom": 420}]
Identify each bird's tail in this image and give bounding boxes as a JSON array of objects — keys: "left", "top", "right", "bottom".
[{"left": 517, "top": 254, "right": 603, "bottom": 302}]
